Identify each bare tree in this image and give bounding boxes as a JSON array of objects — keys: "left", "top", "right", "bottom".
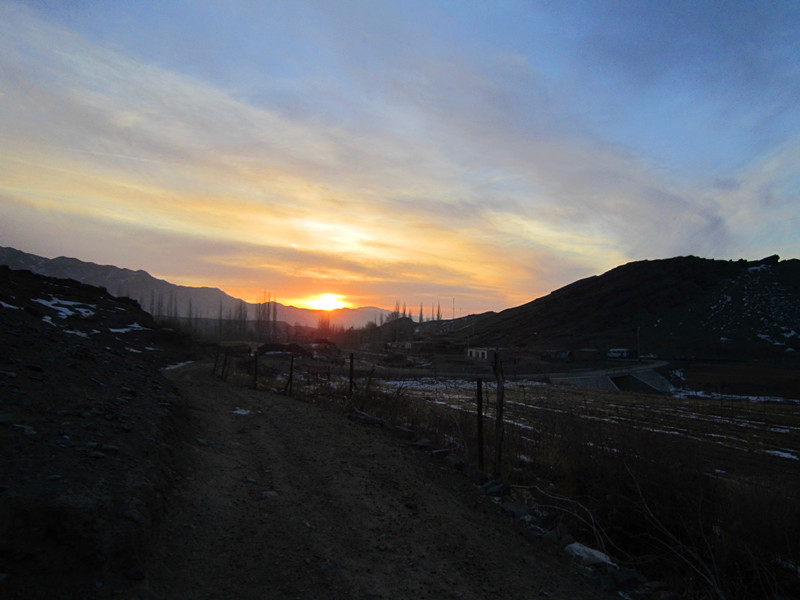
[
  {"left": 271, "top": 296, "right": 278, "bottom": 341},
  {"left": 317, "top": 313, "right": 331, "bottom": 335},
  {"left": 235, "top": 299, "right": 248, "bottom": 338},
  {"left": 255, "top": 292, "right": 269, "bottom": 342}
]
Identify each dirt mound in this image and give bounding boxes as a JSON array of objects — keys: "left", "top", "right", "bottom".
[
  {"left": 0, "top": 266, "right": 610, "bottom": 599},
  {"left": 0, "top": 267, "right": 193, "bottom": 598}
]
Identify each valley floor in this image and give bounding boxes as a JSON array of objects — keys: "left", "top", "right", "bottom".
[{"left": 138, "top": 360, "right": 604, "bottom": 600}]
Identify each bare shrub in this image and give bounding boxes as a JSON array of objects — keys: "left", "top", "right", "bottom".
[{"left": 228, "top": 359, "right": 799, "bottom": 599}]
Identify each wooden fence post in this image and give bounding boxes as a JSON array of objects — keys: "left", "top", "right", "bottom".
[
  {"left": 221, "top": 349, "right": 230, "bottom": 380},
  {"left": 284, "top": 354, "right": 294, "bottom": 396},
  {"left": 252, "top": 350, "right": 258, "bottom": 389},
  {"left": 349, "top": 353, "right": 354, "bottom": 398},
  {"left": 477, "top": 378, "right": 484, "bottom": 472},
  {"left": 493, "top": 353, "right": 505, "bottom": 480},
  {"left": 212, "top": 345, "right": 221, "bottom": 376}
]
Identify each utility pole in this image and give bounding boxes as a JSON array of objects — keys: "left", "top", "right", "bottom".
[{"left": 637, "top": 326, "right": 641, "bottom": 362}]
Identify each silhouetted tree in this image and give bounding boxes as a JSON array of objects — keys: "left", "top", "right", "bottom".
[
  {"left": 317, "top": 313, "right": 331, "bottom": 334},
  {"left": 235, "top": 300, "right": 248, "bottom": 338},
  {"left": 255, "top": 292, "right": 269, "bottom": 342}
]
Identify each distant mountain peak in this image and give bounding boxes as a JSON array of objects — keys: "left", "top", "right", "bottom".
[{"left": 0, "top": 247, "right": 388, "bottom": 329}]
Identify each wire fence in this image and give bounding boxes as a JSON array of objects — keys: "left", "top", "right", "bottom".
[{"left": 208, "top": 344, "right": 800, "bottom": 599}]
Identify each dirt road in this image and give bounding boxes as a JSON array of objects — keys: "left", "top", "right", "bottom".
[{"left": 138, "top": 361, "right": 603, "bottom": 599}]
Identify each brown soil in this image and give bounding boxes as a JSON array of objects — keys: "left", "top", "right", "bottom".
[
  {"left": 136, "top": 361, "right": 604, "bottom": 600},
  {"left": 0, "top": 267, "right": 610, "bottom": 599}
]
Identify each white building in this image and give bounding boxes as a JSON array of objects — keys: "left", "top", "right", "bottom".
[{"left": 467, "top": 347, "right": 491, "bottom": 360}]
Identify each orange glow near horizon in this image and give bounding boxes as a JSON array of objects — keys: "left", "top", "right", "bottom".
[{"left": 294, "top": 293, "right": 352, "bottom": 311}]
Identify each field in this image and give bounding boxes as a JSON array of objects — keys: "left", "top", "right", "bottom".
[
  {"left": 376, "top": 376, "right": 799, "bottom": 479},
  {"left": 251, "top": 356, "right": 800, "bottom": 477},
  {"left": 232, "top": 351, "right": 800, "bottom": 599}
]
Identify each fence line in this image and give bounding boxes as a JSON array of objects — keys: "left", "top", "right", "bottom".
[
  {"left": 212, "top": 347, "right": 800, "bottom": 485},
  {"left": 209, "top": 345, "right": 800, "bottom": 600}
]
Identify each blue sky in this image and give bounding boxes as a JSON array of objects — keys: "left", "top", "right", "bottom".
[{"left": 1, "top": 1, "right": 798, "bottom": 313}]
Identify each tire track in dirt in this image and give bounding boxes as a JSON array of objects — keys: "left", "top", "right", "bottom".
[{"left": 137, "top": 361, "right": 603, "bottom": 599}]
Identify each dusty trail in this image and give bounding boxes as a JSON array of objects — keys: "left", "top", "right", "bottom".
[{"left": 139, "top": 361, "right": 601, "bottom": 599}]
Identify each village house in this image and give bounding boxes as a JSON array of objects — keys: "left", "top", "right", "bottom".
[{"left": 467, "top": 347, "right": 491, "bottom": 360}]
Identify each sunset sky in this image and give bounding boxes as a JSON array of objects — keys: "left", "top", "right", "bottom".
[{"left": 2, "top": 1, "right": 799, "bottom": 314}]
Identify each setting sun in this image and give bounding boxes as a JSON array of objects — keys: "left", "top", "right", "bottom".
[{"left": 301, "top": 293, "right": 351, "bottom": 311}]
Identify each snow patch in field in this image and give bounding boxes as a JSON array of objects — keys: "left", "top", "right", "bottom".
[
  {"left": 1, "top": 300, "right": 20, "bottom": 309},
  {"left": 766, "top": 450, "right": 799, "bottom": 461},
  {"left": 673, "top": 389, "right": 796, "bottom": 404},
  {"left": 233, "top": 408, "right": 251, "bottom": 416},
  {"left": 109, "top": 322, "right": 148, "bottom": 333},
  {"left": 163, "top": 361, "right": 194, "bottom": 371},
  {"left": 64, "top": 329, "right": 89, "bottom": 338}
]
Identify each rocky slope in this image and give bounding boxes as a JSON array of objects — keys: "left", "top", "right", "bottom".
[
  {"left": 0, "top": 267, "right": 624, "bottom": 599},
  {"left": 0, "top": 266, "right": 194, "bottom": 598},
  {"left": 461, "top": 255, "right": 800, "bottom": 361}
]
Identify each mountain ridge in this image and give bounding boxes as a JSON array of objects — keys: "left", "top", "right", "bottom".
[
  {"left": 0, "top": 247, "right": 388, "bottom": 329},
  {"left": 458, "top": 254, "right": 800, "bottom": 361},
  {"left": 4, "top": 247, "right": 799, "bottom": 361}
]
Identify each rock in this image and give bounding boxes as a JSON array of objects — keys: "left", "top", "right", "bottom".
[
  {"left": 482, "top": 480, "right": 510, "bottom": 497},
  {"left": 462, "top": 466, "right": 485, "bottom": 483},
  {"left": 613, "top": 567, "right": 647, "bottom": 590},
  {"left": 499, "top": 499, "right": 530, "bottom": 519},
  {"left": 564, "top": 542, "right": 617, "bottom": 568},
  {"left": 124, "top": 567, "right": 146, "bottom": 581},
  {"left": 444, "top": 453, "right": 464, "bottom": 469},
  {"left": 393, "top": 425, "right": 415, "bottom": 439},
  {"left": 57, "top": 409, "right": 86, "bottom": 417},
  {"left": 409, "top": 437, "right": 433, "bottom": 448},
  {"left": 543, "top": 529, "right": 560, "bottom": 544}
]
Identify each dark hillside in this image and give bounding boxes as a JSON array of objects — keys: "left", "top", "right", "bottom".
[
  {"left": 0, "top": 266, "right": 194, "bottom": 598},
  {"left": 468, "top": 255, "right": 800, "bottom": 361}
]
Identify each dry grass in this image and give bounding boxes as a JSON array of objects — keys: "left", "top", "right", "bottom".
[{"left": 226, "top": 355, "right": 800, "bottom": 599}]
